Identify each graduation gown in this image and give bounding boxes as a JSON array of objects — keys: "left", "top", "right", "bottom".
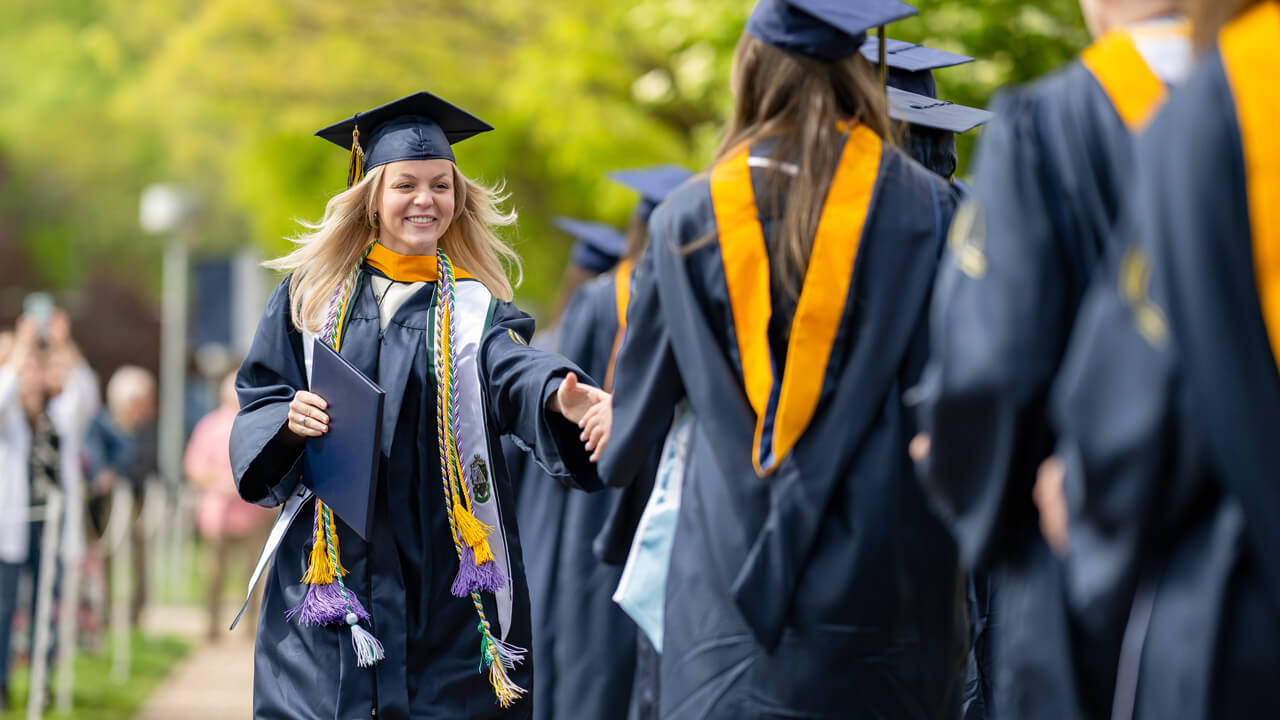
[
  {"left": 232, "top": 269, "right": 599, "bottom": 720},
  {"left": 919, "top": 30, "right": 1181, "bottom": 719},
  {"left": 600, "top": 126, "right": 966, "bottom": 719},
  {"left": 515, "top": 270, "right": 641, "bottom": 720},
  {"left": 1052, "top": 8, "right": 1280, "bottom": 717}
]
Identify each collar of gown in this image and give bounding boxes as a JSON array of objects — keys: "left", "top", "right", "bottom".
[{"left": 364, "top": 241, "right": 475, "bottom": 282}]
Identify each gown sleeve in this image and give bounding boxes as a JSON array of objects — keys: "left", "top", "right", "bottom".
[
  {"left": 481, "top": 301, "right": 602, "bottom": 492},
  {"left": 1050, "top": 247, "right": 1206, "bottom": 638},
  {"left": 231, "top": 278, "right": 310, "bottom": 507},
  {"left": 921, "top": 89, "right": 1089, "bottom": 568},
  {"left": 597, "top": 238, "right": 684, "bottom": 489}
]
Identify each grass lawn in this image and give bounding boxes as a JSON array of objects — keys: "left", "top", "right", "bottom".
[{"left": 0, "top": 631, "right": 189, "bottom": 720}]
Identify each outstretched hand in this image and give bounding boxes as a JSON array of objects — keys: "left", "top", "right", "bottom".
[{"left": 548, "top": 372, "right": 612, "bottom": 461}]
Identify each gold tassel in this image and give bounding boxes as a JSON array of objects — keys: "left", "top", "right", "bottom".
[
  {"left": 301, "top": 502, "right": 337, "bottom": 584},
  {"left": 326, "top": 506, "right": 349, "bottom": 577},
  {"left": 489, "top": 658, "right": 526, "bottom": 708},
  {"left": 346, "top": 125, "right": 364, "bottom": 188},
  {"left": 453, "top": 503, "right": 493, "bottom": 549},
  {"left": 472, "top": 537, "right": 496, "bottom": 565}
]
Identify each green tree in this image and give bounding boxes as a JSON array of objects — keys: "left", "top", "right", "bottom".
[{"left": 0, "top": 0, "right": 1088, "bottom": 314}]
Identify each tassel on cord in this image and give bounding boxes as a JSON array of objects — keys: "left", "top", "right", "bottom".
[
  {"left": 325, "top": 505, "right": 348, "bottom": 575},
  {"left": 286, "top": 581, "right": 371, "bottom": 627},
  {"left": 480, "top": 625, "right": 527, "bottom": 707},
  {"left": 471, "top": 537, "right": 496, "bottom": 565},
  {"left": 349, "top": 620, "right": 385, "bottom": 668},
  {"left": 301, "top": 501, "right": 337, "bottom": 585},
  {"left": 450, "top": 539, "right": 507, "bottom": 597},
  {"left": 452, "top": 503, "right": 493, "bottom": 549}
]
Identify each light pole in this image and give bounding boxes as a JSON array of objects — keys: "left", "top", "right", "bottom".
[{"left": 140, "top": 183, "right": 195, "bottom": 490}]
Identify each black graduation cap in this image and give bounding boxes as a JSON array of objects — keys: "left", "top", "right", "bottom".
[
  {"left": 608, "top": 165, "right": 695, "bottom": 222},
  {"left": 746, "top": 0, "right": 918, "bottom": 60},
  {"left": 315, "top": 91, "right": 492, "bottom": 183},
  {"left": 553, "top": 217, "right": 626, "bottom": 273},
  {"left": 886, "top": 86, "right": 993, "bottom": 134}
]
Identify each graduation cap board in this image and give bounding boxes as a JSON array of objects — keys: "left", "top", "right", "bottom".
[
  {"left": 608, "top": 166, "right": 696, "bottom": 205},
  {"left": 886, "top": 86, "right": 994, "bottom": 134},
  {"left": 859, "top": 38, "right": 973, "bottom": 72},
  {"left": 609, "top": 165, "right": 696, "bottom": 222},
  {"left": 554, "top": 217, "right": 627, "bottom": 273},
  {"left": 858, "top": 38, "right": 977, "bottom": 98},
  {"left": 746, "top": 0, "right": 918, "bottom": 60},
  {"left": 314, "top": 91, "right": 493, "bottom": 184},
  {"left": 304, "top": 341, "right": 385, "bottom": 540}
]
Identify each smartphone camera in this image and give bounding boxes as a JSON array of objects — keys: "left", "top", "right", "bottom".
[{"left": 22, "top": 292, "right": 54, "bottom": 341}]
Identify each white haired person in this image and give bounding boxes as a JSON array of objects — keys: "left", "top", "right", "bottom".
[{"left": 85, "top": 363, "right": 156, "bottom": 625}]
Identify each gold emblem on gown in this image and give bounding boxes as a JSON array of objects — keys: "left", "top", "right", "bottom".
[
  {"left": 948, "top": 200, "right": 989, "bottom": 279},
  {"left": 1119, "top": 246, "right": 1170, "bottom": 349}
]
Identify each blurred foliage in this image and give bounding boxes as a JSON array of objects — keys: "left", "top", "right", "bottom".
[{"left": 0, "top": 0, "right": 1086, "bottom": 316}]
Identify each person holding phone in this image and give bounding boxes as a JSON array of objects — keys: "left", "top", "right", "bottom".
[{"left": 0, "top": 310, "right": 98, "bottom": 709}]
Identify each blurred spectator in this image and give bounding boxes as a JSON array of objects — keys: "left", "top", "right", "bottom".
[
  {"left": 184, "top": 369, "right": 271, "bottom": 641},
  {"left": 0, "top": 311, "right": 99, "bottom": 708},
  {"left": 86, "top": 365, "right": 157, "bottom": 626}
]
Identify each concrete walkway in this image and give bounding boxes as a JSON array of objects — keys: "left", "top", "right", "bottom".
[{"left": 132, "top": 605, "right": 254, "bottom": 719}]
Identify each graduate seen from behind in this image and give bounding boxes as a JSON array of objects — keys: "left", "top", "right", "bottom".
[
  {"left": 914, "top": 0, "right": 1191, "bottom": 717},
  {"left": 582, "top": 0, "right": 967, "bottom": 716},
  {"left": 1048, "top": 0, "right": 1280, "bottom": 716},
  {"left": 231, "top": 92, "right": 608, "bottom": 720}
]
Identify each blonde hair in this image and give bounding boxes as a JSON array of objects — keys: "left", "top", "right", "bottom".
[
  {"left": 716, "top": 33, "right": 890, "bottom": 301},
  {"left": 265, "top": 163, "right": 521, "bottom": 333}
]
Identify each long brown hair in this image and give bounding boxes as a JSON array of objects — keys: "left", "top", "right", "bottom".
[
  {"left": 265, "top": 163, "right": 520, "bottom": 333},
  {"left": 715, "top": 32, "right": 890, "bottom": 301},
  {"left": 1190, "top": 0, "right": 1263, "bottom": 51}
]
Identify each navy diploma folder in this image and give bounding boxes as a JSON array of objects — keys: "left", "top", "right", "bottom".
[{"left": 303, "top": 341, "right": 384, "bottom": 541}]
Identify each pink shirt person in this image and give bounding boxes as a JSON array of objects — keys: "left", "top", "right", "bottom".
[{"left": 185, "top": 375, "right": 271, "bottom": 539}]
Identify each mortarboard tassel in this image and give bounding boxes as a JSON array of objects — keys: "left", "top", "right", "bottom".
[
  {"left": 878, "top": 26, "right": 888, "bottom": 90},
  {"left": 347, "top": 123, "right": 365, "bottom": 188}
]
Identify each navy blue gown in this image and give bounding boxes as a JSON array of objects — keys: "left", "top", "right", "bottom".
[
  {"left": 918, "top": 32, "right": 1181, "bottom": 718},
  {"left": 232, "top": 270, "right": 599, "bottom": 720},
  {"left": 600, "top": 129, "right": 966, "bottom": 719},
  {"left": 515, "top": 271, "right": 642, "bottom": 720},
  {"left": 1053, "top": 11, "right": 1280, "bottom": 717}
]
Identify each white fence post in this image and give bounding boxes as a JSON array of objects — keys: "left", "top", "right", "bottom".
[
  {"left": 26, "top": 490, "right": 63, "bottom": 720},
  {"left": 54, "top": 503, "right": 82, "bottom": 713},
  {"left": 106, "top": 484, "right": 134, "bottom": 685}
]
